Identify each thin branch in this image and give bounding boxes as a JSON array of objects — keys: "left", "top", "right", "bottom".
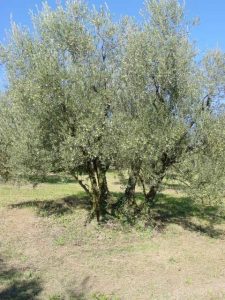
[
  {"left": 73, "top": 174, "right": 91, "bottom": 196},
  {"left": 152, "top": 75, "right": 165, "bottom": 104}
]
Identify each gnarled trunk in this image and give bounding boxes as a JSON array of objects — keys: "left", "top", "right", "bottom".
[
  {"left": 145, "top": 184, "right": 158, "bottom": 205},
  {"left": 145, "top": 150, "right": 177, "bottom": 208},
  {"left": 87, "top": 159, "right": 110, "bottom": 222},
  {"left": 98, "top": 168, "right": 109, "bottom": 213},
  {"left": 88, "top": 164, "right": 101, "bottom": 222},
  {"left": 124, "top": 160, "right": 142, "bottom": 205},
  {"left": 145, "top": 173, "right": 165, "bottom": 208},
  {"left": 124, "top": 173, "right": 138, "bottom": 204}
]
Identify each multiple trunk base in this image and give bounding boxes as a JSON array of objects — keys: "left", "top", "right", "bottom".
[{"left": 76, "top": 165, "right": 162, "bottom": 223}]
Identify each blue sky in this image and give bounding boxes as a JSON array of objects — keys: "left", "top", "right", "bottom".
[{"left": 0, "top": 0, "right": 225, "bottom": 89}]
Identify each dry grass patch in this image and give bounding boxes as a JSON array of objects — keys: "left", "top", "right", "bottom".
[{"left": 0, "top": 174, "right": 225, "bottom": 299}]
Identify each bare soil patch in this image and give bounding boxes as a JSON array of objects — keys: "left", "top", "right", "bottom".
[{"left": 0, "top": 178, "right": 225, "bottom": 299}]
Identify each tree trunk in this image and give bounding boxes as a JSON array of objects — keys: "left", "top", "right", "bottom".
[
  {"left": 138, "top": 173, "right": 147, "bottom": 199},
  {"left": 145, "top": 174, "right": 165, "bottom": 207},
  {"left": 87, "top": 159, "right": 110, "bottom": 222},
  {"left": 73, "top": 174, "right": 92, "bottom": 197},
  {"left": 88, "top": 164, "right": 101, "bottom": 223},
  {"left": 124, "top": 173, "right": 138, "bottom": 204},
  {"left": 123, "top": 161, "right": 142, "bottom": 205},
  {"left": 98, "top": 168, "right": 109, "bottom": 215},
  {"left": 145, "top": 185, "right": 158, "bottom": 206},
  {"left": 109, "top": 160, "right": 141, "bottom": 215}
]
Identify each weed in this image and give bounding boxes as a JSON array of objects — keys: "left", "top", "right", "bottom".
[
  {"left": 92, "top": 293, "right": 120, "bottom": 300},
  {"left": 54, "top": 236, "right": 66, "bottom": 246},
  {"left": 48, "top": 295, "right": 63, "bottom": 300}
]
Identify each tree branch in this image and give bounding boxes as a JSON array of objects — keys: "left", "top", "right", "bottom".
[{"left": 73, "top": 174, "right": 91, "bottom": 196}]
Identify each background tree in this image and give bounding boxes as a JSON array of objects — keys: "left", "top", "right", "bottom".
[{"left": 116, "top": 0, "right": 225, "bottom": 210}]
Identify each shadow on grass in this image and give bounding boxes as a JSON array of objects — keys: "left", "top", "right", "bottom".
[
  {"left": 65, "top": 277, "right": 91, "bottom": 300},
  {"left": 0, "top": 257, "right": 42, "bottom": 300},
  {"left": 0, "top": 256, "right": 92, "bottom": 300},
  {"left": 111, "top": 191, "right": 225, "bottom": 238},
  {"left": 149, "top": 193, "right": 225, "bottom": 238},
  {"left": 9, "top": 187, "right": 225, "bottom": 238},
  {"left": 10, "top": 194, "right": 91, "bottom": 217}
]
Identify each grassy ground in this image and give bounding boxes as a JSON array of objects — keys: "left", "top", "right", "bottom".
[{"left": 0, "top": 173, "right": 225, "bottom": 299}]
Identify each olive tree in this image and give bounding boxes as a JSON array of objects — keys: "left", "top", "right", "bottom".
[
  {"left": 117, "top": 0, "right": 225, "bottom": 209},
  {"left": 1, "top": 0, "right": 225, "bottom": 222},
  {"left": 0, "top": 1, "right": 124, "bottom": 221}
]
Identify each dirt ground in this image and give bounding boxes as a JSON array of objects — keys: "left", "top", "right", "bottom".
[{"left": 0, "top": 176, "right": 225, "bottom": 299}]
